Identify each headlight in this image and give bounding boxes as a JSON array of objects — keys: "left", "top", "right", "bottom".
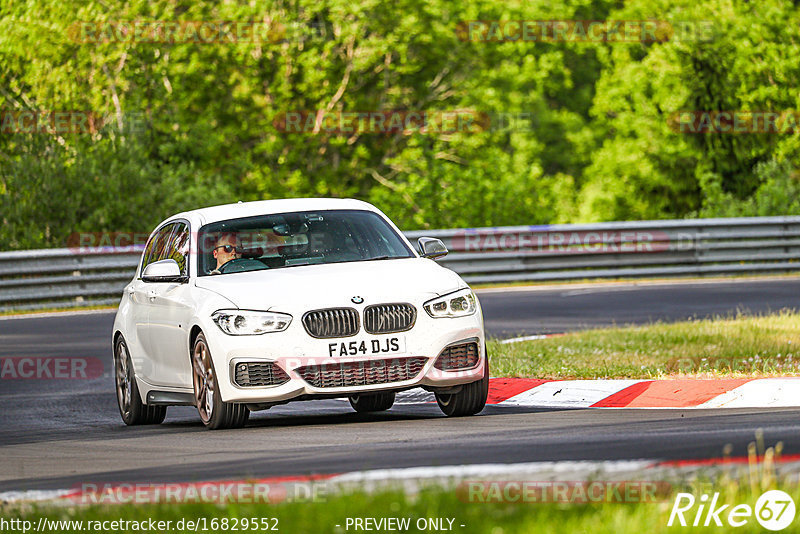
[
  {"left": 212, "top": 309, "right": 292, "bottom": 335},
  {"left": 423, "top": 288, "right": 478, "bottom": 318}
]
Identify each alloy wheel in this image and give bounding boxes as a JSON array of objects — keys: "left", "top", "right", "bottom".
[
  {"left": 115, "top": 341, "right": 133, "bottom": 418},
  {"left": 192, "top": 339, "right": 215, "bottom": 424}
]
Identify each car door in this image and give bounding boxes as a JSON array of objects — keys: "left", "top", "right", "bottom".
[
  {"left": 131, "top": 224, "right": 174, "bottom": 384},
  {"left": 145, "top": 221, "right": 194, "bottom": 388}
]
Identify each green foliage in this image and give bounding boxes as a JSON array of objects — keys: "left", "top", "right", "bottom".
[
  {"left": 0, "top": 130, "right": 235, "bottom": 249},
  {"left": 1, "top": 0, "right": 800, "bottom": 249},
  {"left": 698, "top": 158, "right": 800, "bottom": 218},
  {"left": 582, "top": 0, "right": 800, "bottom": 221}
]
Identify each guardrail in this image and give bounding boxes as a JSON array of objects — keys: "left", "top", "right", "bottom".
[{"left": 2, "top": 216, "right": 800, "bottom": 312}]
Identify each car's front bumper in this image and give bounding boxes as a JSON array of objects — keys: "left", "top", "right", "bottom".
[{"left": 204, "top": 311, "right": 486, "bottom": 404}]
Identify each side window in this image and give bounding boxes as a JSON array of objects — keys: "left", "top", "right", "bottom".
[
  {"left": 167, "top": 223, "right": 190, "bottom": 275},
  {"left": 141, "top": 224, "right": 175, "bottom": 275},
  {"left": 141, "top": 232, "right": 159, "bottom": 272},
  {"left": 140, "top": 222, "right": 189, "bottom": 277}
]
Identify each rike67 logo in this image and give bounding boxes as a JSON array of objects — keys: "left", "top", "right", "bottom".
[{"left": 668, "top": 490, "right": 796, "bottom": 531}]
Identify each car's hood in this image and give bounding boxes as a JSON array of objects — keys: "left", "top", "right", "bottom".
[{"left": 194, "top": 257, "right": 465, "bottom": 311}]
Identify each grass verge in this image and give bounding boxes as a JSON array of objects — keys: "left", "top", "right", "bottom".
[
  {"left": 488, "top": 311, "right": 800, "bottom": 379},
  {"left": 4, "top": 481, "right": 799, "bottom": 534}
]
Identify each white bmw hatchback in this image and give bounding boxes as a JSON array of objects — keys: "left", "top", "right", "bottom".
[{"left": 113, "top": 198, "right": 488, "bottom": 429}]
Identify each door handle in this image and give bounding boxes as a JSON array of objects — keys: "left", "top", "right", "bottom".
[{"left": 148, "top": 289, "right": 157, "bottom": 301}]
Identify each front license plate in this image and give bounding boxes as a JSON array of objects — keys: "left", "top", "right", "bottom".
[{"left": 327, "top": 337, "right": 406, "bottom": 357}]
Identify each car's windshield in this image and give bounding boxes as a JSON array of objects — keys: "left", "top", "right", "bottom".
[{"left": 198, "top": 209, "right": 415, "bottom": 276}]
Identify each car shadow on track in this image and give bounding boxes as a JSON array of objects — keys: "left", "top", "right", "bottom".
[{"left": 159, "top": 403, "right": 565, "bottom": 431}]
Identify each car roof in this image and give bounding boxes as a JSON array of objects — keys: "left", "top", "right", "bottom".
[{"left": 166, "top": 198, "right": 380, "bottom": 227}]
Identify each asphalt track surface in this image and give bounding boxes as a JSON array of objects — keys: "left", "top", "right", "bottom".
[{"left": 1, "top": 278, "right": 800, "bottom": 492}]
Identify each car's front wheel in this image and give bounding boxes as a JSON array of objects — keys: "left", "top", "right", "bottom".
[
  {"left": 435, "top": 356, "right": 489, "bottom": 417},
  {"left": 114, "top": 337, "right": 167, "bottom": 425},
  {"left": 349, "top": 391, "right": 396, "bottom": 412},
  {"left": 191, "top": 332, "right": 249, "bottom": 430}
]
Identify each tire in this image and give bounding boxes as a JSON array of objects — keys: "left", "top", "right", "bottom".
[
  {"left": 349, "top": 391, "right": 396, "bottom": 412},
  {"left": 191, "top": 332, "right": 249, "bottom": 430},
  {"left": 435, "top": 353, "right": 489, "bottom": 417},
  {"left": 114, "top": 337, "right": 167, "bottom": 425}
]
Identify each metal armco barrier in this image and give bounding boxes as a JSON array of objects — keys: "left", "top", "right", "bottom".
[{"left": 2, "top": 216, "right": 800, "bottom": 312}]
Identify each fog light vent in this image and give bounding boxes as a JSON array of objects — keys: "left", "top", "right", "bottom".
[
  {"left": 233, "top": 361, "right": 290, "bottom": 387},
  {"left": 433, "top": 342, "right": 480, "bottom": 371}
]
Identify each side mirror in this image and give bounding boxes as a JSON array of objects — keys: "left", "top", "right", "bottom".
[
  {"left": 142, "top": 259, "right": 183, "bottom": 282},
  {"left": 417, "top": 237, "right": 448, "bottom": 260}
]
